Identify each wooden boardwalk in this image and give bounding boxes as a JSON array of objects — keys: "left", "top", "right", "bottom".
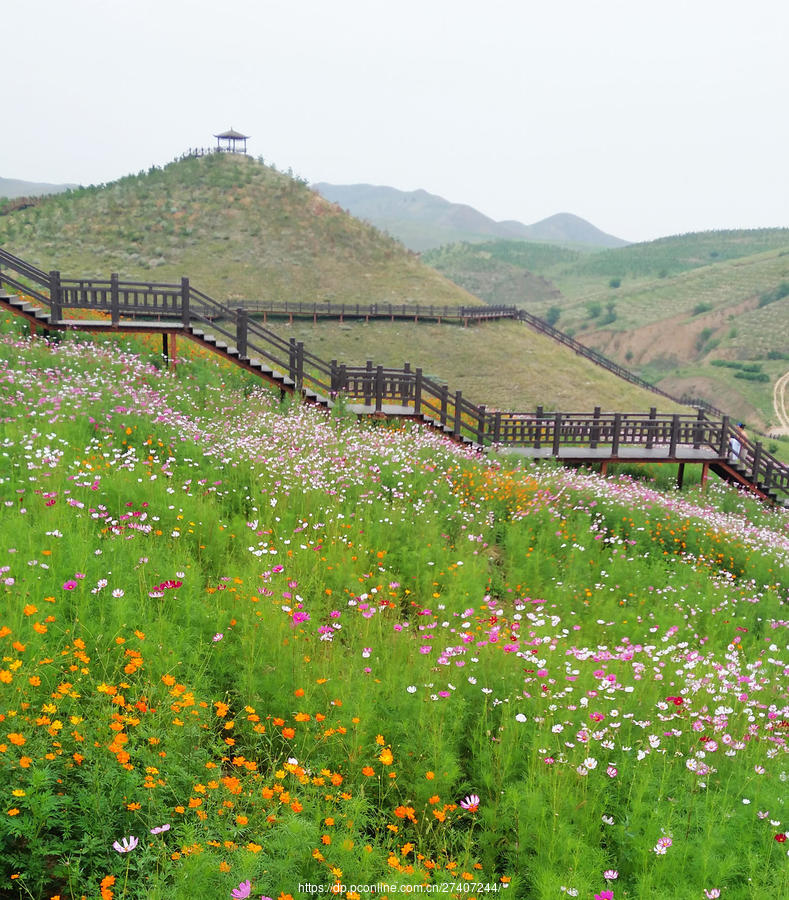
[{"left": 0, "top": 248, "right": 785, "bottom": 505}]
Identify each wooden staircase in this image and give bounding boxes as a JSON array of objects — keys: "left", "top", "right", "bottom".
[{"left": 2, "top": 248, "right": 787, "bottom": 503}]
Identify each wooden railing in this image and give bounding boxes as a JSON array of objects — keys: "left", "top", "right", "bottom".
[{"left": 0, "top": 247, "right": 784, "bottom": 502}]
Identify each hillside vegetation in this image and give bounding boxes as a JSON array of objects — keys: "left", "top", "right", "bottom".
[
  {"left": 0, "top": 153, "right": 693, "bottom": 416},
  {"left": 425, "top": 231, "right": 789, "bottom": 429},
  {"left": 255, "top": 318, "right": 688, "bottom": 413},
  {"left": 0, "top": 154, "right": 481, "bottom": 308},
  {"left": 1, "top": 319, "right": 787, "bottom": 899}
]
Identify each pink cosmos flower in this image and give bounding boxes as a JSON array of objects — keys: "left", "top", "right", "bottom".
[
  {"left": 231, "top": 881, "right": 252, "bottom": 899},
  {"left": 63, "top": 580, "right": 77, "bottom": 590},
  {"left": 113, "top": 834, "right": 138, "bottom": 853},
  {"left": 150, "top": 823, "right": 170, "bottom": 834},
  {"left": 594, "top": 892, "right": 614, "bottom": 900},
  {"left": 460, "top": 794, "right": 480, "bottom": 812},
  {"left": 653, "top": 836, "right": 672, "bottom": 855}
]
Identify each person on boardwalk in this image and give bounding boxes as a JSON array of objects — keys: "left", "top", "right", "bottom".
[{"left": 729, "top": 422, "right": 746, "bottom": 464}]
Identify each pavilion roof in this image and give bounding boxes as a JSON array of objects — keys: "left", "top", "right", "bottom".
[{"left": 214, "top": 128, "right": 250, "bottom": 140}]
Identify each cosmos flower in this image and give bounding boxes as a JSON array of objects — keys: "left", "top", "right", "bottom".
[
  {"left": 231, "top": 881, "right": 252, "bottom": 899},
  {"left": 460, "top": 794, "right": 480, "bottom": 812},
  {"left": 112, "top": 835, "right": 138, "bottom": 853}
]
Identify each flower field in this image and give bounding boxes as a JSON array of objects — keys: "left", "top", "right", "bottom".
[{"left": 0, "top": 319, "right": 787, "bottom": 899}]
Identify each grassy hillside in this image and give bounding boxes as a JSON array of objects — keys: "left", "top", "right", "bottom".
[
  {"left": 1, "top": 319, "right": 787, "bottom": 899},
  {"left": 0, "top": 154, "right": 482, "bottom": 308},
  {"left": 426, "top": 232, "right": 789, "bottom": 429},
  {"left": 253, "top": 317, "right": 688, "bottom": 413},
  {"left": 0, "top": 152, "right": 698, "bottom": 416}
]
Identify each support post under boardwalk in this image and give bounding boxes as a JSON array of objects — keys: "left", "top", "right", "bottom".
[
  {"left": 700, "top": 462, "right": 709, "bottom": 492},
  {"left": 677, "top": 462, "right": 685, "bottom": 490},
  {"left": 163, "top": 333, "right": 177, "bottom": 371}
]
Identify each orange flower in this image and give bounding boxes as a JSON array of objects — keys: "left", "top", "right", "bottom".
[
  {"left": 8, "top": 733, "right": 25, "bottom": 746},
  {"left": 23, "top": 605, "right": 37, "bottom": 617},
  {"left": 281, "top": 727, "right": 295, "bottom": 739},
  {"left": 361, "top": 766, "right": 375, "bottom": 777},
  {"left": 378, "top": 748, "right": 393, "bottom": 766}
]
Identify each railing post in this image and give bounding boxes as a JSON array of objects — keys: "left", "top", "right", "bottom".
[
  {"left": 693, "top": 407, "right": 704, "bottom": 450},
  {"left": 414, "top": 368, "right": 423, "bottom": 415},
  {"left": 49, "top": 270, "right": 62, "bottom": 323},
  {"left": 289, "top": 338, "right": 297, "bottom": 382},
  {"left": 669, "top": 414, "right": 680, "bottom": 457},
  {"left": 364, "top": 360, "right": 373, "bottom": 406},
  {"left": 493, "top": 411, "right": 502, "bottom": 445},
  {"left": 591, "top": 406, "right": 601, "bottom": 449},
  {"left": 535, "top": 406, "right": 543, "bottom": 449},
  {"left": 402, "top": 362, "right": 411, "bottom": 404},
  {"left": 440, "top": 385, "right": 449, "bottom": 428},
  {"left": 375, "top": 365, "right": 384, "bottom": 412},
  {"left": 719, "top": 415, "right": 730, "bottom": 458},
  {"left": 330, "top": 359, "right": 339, "bottom": 394},
  {"left": 110, "top": 273, "right": 120, "bottom": 326},
  {"left": 181, "top": 277, "right": 190, "bottom": 327},
  {"left": 236, "top": 308, "right": 248, "bottom": 359},
  {"left": 453, "top": 391, "right": 462, "bottom": 438},
  {"left": 646, "top": 406, "right": 657, "bottom": 450},
  {"left": 752, "top": 441, "right": 763, "bottom": 482},
  {"left": 552, "top": 412, "right": 562, "bottom": 457},
  {"left": 477, "top": 405, "right": 486, "bottom": 445},
  {"left": 612, "top": 413, "right": 622, "bottom": 457},
  {"left": 296, "top": 342, "right": 304, "bottom": 389}
]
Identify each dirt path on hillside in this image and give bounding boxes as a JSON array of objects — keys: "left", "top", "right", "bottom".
[{"left": 772, "top": 370, "right": 789, "bottom": 434}]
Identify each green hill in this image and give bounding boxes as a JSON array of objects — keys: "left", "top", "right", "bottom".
[
  {"left": 0, "top": 152, "right": 691, "bottom": 415},
  {"left": 425, "top": 231, "right": 789, "bottom": 428},
  {"left": 0, "top": 154, "right": 482, "bottom": 308}
]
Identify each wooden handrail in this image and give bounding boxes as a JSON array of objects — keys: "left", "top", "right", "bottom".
[{"left": 0, "top": 248, "right": 784, "bottom": 503}]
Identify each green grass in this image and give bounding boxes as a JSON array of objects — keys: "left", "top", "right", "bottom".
[
  {"left": 1, "top": 319, "right": 788, "bottom": 899},
  {"left": 0, "top": 154, "right": 481, "bottom": 309}
]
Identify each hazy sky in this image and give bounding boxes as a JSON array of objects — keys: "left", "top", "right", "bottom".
[{"left": 5, "top": 0, "right": 788, "bottom": 242}]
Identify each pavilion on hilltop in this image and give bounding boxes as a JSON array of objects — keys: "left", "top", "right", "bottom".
[{"left": 214, "top": 128, "right": 250, "bottom": 154}]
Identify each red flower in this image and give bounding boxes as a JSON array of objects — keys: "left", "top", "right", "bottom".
[{"left": 775, "top": 833, "right": 787, "bottom": 843}]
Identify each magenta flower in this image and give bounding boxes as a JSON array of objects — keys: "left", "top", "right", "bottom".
[
  {"left": 460, "top": 793, "right": 480, "bottom": 812},
  {"left": 63, "top": 580, "right": 77, "bottom": 591},
  {"left": 213, "top": 633, "right": 224, "bottom": 642},
  {"left": 594, "top": 892, "right": 614, "bottom": 900},
  {"left": 231, "top": 881, "right": 252, "bottom": 899},
  {"left": 112, "top": 834, "right": 138, "bottom": 853}
]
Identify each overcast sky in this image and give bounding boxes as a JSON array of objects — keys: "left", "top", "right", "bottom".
[{"left": 4, "top": 0, "right": 788, "bottom": 242}]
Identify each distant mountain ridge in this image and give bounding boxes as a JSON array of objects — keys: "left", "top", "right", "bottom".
[
  {"left": 312, "top": 182, "right": 629, "bottom": 251},
  {"left": 0, "top": 176, "right": 78, "bottom": 199}
]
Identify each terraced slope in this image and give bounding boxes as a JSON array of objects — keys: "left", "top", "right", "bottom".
[{"left": 426, "top": 232, "right": 789, "bottom": 429}]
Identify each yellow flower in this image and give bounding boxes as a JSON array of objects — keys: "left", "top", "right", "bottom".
[{"left": 378, "top": 748, "right": 393, "bottom": 766}]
